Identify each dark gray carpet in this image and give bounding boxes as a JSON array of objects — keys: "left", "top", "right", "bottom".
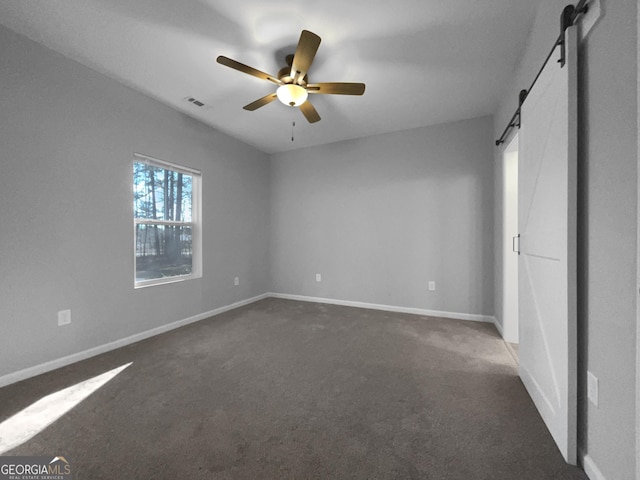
[{"left": 0, "top": 298, "right": 586, "bottom": 479}]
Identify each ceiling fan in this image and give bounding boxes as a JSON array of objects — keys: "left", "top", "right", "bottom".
[{"left": 217, "top": 30, "right": 365, "bottom": 123}]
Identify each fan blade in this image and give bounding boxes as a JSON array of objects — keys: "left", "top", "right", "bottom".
[
  {"left": 217, "top": 56, "right": 282, "bottom": 85},
  {"left": 243, "top": 93, "right": 278, "bottom": 111},
  {"left": 307, "top": 83, "right": 366, "bottom": 95},
  {"left": 291, "top": 30, "right": 321, "bottom": 81},
  {"left": 299, "top": 100, "right": 321, "bottom": 123}
]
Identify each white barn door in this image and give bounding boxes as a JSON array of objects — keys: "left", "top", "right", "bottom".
[{"left": 518, "top": 25, "right": 577, "bottom": 464}]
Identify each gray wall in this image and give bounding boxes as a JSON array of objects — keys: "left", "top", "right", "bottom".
[
  {"left": 494, "top": 1, "right": 637, "bottom": 478},
  {"left": 0, "top": 25, "right": 271, "bottom": 378},
  {"left": 578, "top": 0, "right": 637, "bottom": 476},
  {"left": 270, "top": 117, "right": 495, "bottom": 317}
]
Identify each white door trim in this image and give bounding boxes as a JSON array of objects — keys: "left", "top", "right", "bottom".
[{"left": 502, "top": 133, "right": 519, "bottom": 344}]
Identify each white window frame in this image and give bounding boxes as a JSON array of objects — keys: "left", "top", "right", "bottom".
[{"left": 133, "top": 153, "right": 202, "bottom": 288}]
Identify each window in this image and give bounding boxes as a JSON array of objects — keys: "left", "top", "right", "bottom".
[{"left": 133, "top": 153, "right": 201, "bottom": 287}]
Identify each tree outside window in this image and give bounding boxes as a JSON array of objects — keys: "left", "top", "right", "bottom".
[{"left": 133, "top": 154, "right": 201, "bottom": 287}]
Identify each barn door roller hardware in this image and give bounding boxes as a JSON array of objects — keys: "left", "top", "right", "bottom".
[{"left": 495, "top": 0, "right": 589, "bottom": 146}]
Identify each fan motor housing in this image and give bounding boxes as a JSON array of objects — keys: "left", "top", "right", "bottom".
[{"left": 277, "top": 67, "right": 308, "bottom": 86}]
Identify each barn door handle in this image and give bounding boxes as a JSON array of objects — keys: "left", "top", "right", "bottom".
[{"left": 512, "top": 234, "right": 521, "bottom": 255}]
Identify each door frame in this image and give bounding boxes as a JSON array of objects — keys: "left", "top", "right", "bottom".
[{"left": 502, "top": 133, "right": 519, "bottom": 345}]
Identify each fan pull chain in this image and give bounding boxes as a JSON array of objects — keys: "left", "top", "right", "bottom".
[{"left": 291, "top": 121, "right": 296, "bottom": 142}]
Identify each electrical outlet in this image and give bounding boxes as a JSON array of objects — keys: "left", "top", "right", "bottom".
[
  {"left": 428, "top": 281, "right": 436, "bottom": 291},
  {"left": 587, "top": 371, "right": 599, "bottom": 407},
  {"left": 58, "top": 309, "right": 71, "bottom": 326},
  {"left": 315, "top": 273, "right": 322, "bottom": 282},
  {"left": 234, "top": 276, "right": 240, "bottom": 286}
]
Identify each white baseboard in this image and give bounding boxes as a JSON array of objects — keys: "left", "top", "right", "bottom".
[
  {"left": 493, "top": 316, "right": 505, "bottom": 336},
  {"left": 0, "top": 292, "right": 498, "bottom": 389},
  {"left": 0, "top": 293, "right": 269, "bottom": 388},
  {"left": 581, "top": 452, "right": 606, "bottom": 480},
  {"left": 268, "top": 292, "right": 497, "bottom": 324}
]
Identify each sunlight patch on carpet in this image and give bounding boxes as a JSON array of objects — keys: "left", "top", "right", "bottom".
[{"left": 0, "top": 363, "right": 132, "bottom": 454}]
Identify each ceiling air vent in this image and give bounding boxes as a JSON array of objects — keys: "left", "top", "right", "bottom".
[{"left": 185, "top": 97, "right": 205, "bottom": 107}]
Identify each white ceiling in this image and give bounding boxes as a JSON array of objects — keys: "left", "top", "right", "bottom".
[{"left": 0, "top": 0, "right": 537, "bottom": 154}]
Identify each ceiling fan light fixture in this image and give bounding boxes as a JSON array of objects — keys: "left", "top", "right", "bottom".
[
  {"left": 217, "top": 30, "right": 364, "bottom": 123},
  {"left": 276, "top": 84, "right": 308, "bottom": 107}
]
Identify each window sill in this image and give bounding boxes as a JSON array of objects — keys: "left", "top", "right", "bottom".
[{"left": 134, "top": 273, "right": 202, "bottom": 289}]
